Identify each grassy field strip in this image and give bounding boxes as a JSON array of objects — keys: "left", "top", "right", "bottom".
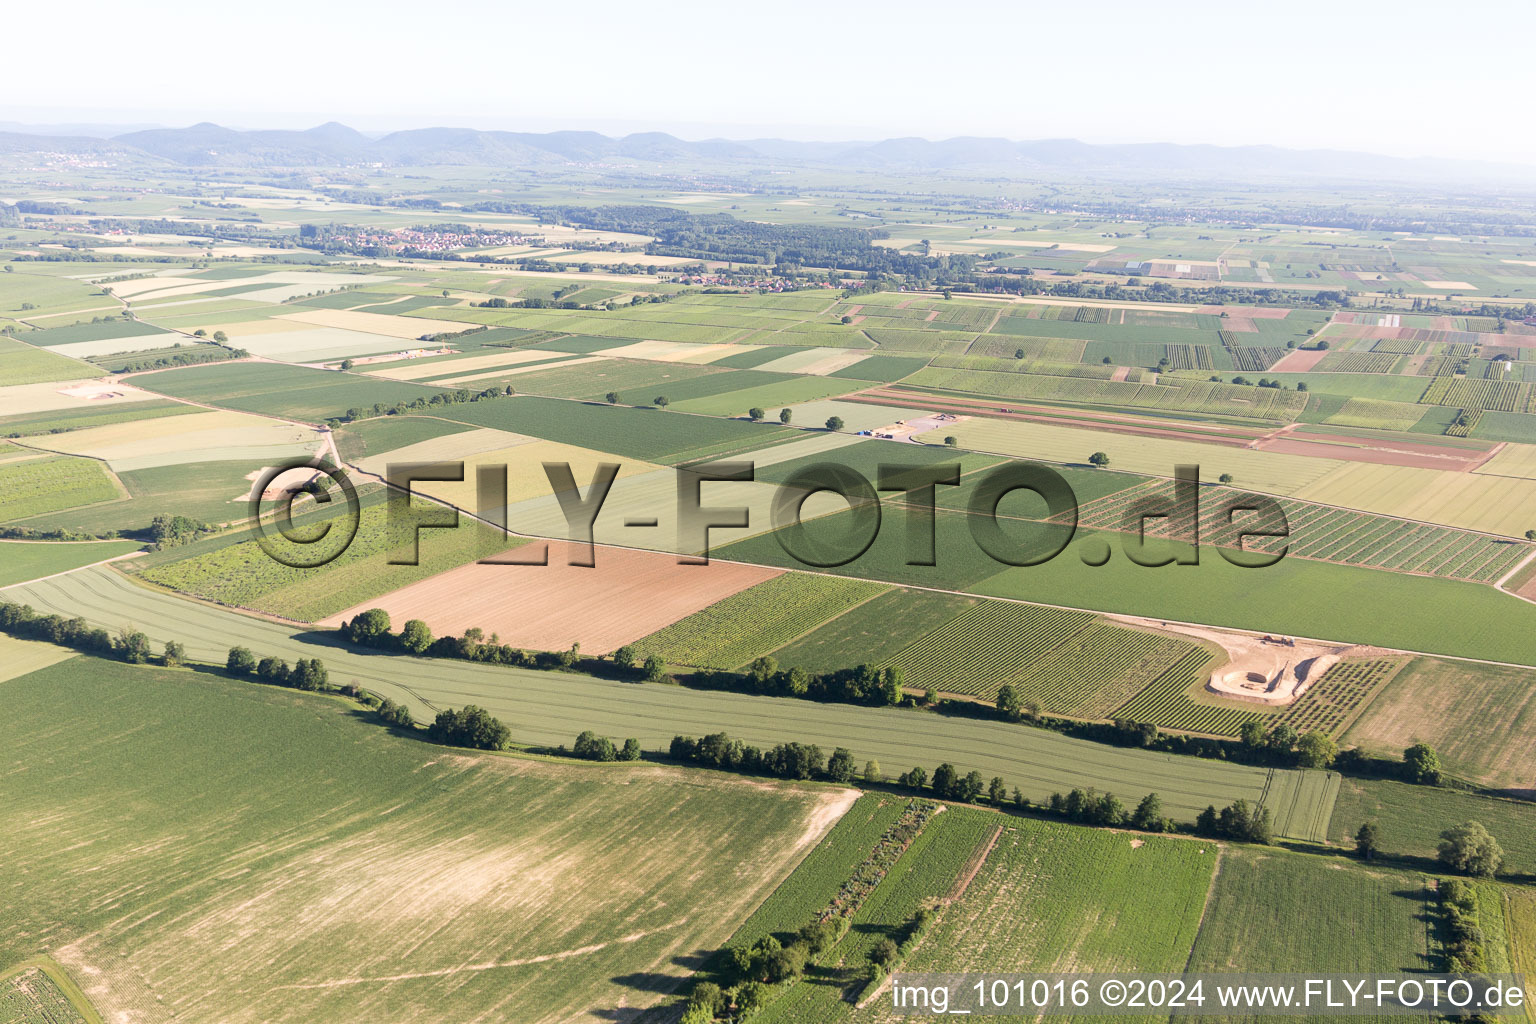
[
  {"left": 0, "top": 540, "right": 144, "bottom": 588},
  {"left": 755, "top": 807, "right": 1000, "bottom": 1023},
  {"left": 3, "top": 566, "right": 1295, "bottom": 822}
]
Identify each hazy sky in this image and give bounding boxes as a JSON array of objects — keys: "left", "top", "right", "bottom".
[{"left": 10, "top": 0, "right": 1536, "bottom": 165}]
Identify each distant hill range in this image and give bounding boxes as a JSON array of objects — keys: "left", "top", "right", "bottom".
[{"left": 0, "top": 120, "right": 1528, "bottom": 184}]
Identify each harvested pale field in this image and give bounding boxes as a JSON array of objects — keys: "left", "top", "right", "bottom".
[
  {"left": 103, "top": 275, "right": 206, "bottom": 298},
  {"left": 496, "top": 464, "right": 815, "bottom": 556},
  {"left": 1420, "top": 281, "right": 1476, "bottom": 289},
  {"left": 973, "top": 238, "right": 1118, "bottom": 252},
  {"left": 781, "top": 399, "right": 935, "bottom": 434},
  {"left": 238, "top": 327, "right": 409, "bottom": 362},
  {"left": 594, "top": 340, "right": 758, "bottom": 364},
  {"left": 373, "top": 438, "right": 662, "bottom": 515},
  {"left": 753, "top": 347, "right": 872, "bottom": 375},
  {"left": 1296, "top": 460, "right": 1536, "bottom": 536},
  {"left": 367, "top": 348, "right": 563, "bottom": 381},
  {"left": 928, "top": 417, "right": 1345, "bottom": 496},
  {"left": 26, "top": 409, "right": 325, "bottom": 471},
  {"left": 355, "top": 427, "right": 538, "bottom": 474},
  {"left": 431, "top": 355, "right": 602, "bottom": 387},
  {"left": 0, "top": 632, "right": 77, "bottom": 682},
  {"left": 320, "top": 540, "right": 781, "bottom": 653},
  {"left": 1474, "top": 441, "right": 1536, "bottom": 480},
  {"left": 174, "top": 317, "right": 315, "bottom": 338},
  {"left": 276, "top": 308, "right": 466, "bottom": 339},
  {"left": 0, "top": 379, "right": 160, "bottom": 415}
]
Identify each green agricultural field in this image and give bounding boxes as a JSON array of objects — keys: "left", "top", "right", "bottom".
[
  {"left": 137, "top": 497, "right": 521, "bottom": 621},
  {"left": 895, "top": 821, "right": 1216, "bottom": 982},
  {"left": 0, "top": 337, "right": 97, "bottom": 386},
  {"left": 0, "top": 539, "right": 142, "bottom": 587},
  {"left": 721, "top": 508, "right": 1536, "bottom": 666},
  {"left": 0, "top": 454, "right": 121, "bottom": 523},
  {"left": 130, "top": 362, "right": 452, "bottom": 421},
  {"left": 0, "top": 657, "right": 848, "bottom": 1024},
  {"left": 672, "top": 377, "right": 861, "bottom": 417},
  {"left": 1184, "top": 847, "right": 1436, "bottom": 1004},
  {"left": 437, "top": 394, "right": 802, "bottom": 464},
  {"left": 634, "top": 572, "right": 889, "bottom": 669},
  {"left": 768, "top": 588, "right": 977, "bottom": 674},
  {"left": 332, "top": 414, "right": 473, "bottom": 462},
  {"left": 23, "top": 318, "right": 166, "bottom": 346},
  {"left": 829, "top": 355, "right": 931, "bottom": 382},
  {"left": 5, "top": 566, "right": 1293, "bottom": 822},
  {"left": 1328, "top": 777, "right": 1536, "bottom": 878},
  {"left": 884, "top": 599, "right": 1094, "bottom": 699},
  {"left": 1341, "top": 657, "right": 1536, "bottom": 791},
  {"left": 506, "top": 357, "right": 725, "bottom": 401},
  {"left": 15, "top": 460, "right": 275, "bottom": 535},
  {"left": 0, "top": 399, "right": 200, "bottom": 438}
]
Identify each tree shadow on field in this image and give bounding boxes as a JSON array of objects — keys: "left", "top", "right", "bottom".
[
  {"left": 292, "top": 628, "right": 365, "bottom": 652},
  {"left": 1395, "top": 885, "right": 1442, "bottom": 972}
]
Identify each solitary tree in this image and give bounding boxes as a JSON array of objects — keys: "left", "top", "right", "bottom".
[
  {"left": 1015, "top": 348, "right": 1025, "bottom": 360},
  {"left": 1404, "top": 742, "right": 1442, "bottom": 785},
  {"left": 226, "top": 646, "right": 257, "bottom": 675},
  {"left": 339, "top": 358, "right": 354, "bottom": 370},
  {"left": 825, "top": 416, "right": 844, "bottom": 431},
  {"left": 399, "top": 618, "right": 433, "bottom": 654},
  {"left": 605, "top": 391, "right": 620, "bottom": 405},
  {"left": 1355, "top": 821, "right": 1380, "bottom": 860},
  {"left": 1526, "top": 529, "right": 1536, "bottom": 542},
  {"left": 996, "top": 682, "right": 1022, "bottom": 720},
  {"left": 212, "top": 330, "right": 228, "bottom": 344},
  {"left": 653, "top": 395, "right": 670, "bottom": 409},
  {"left": 161, "top": 641, "right": 186, "bottom": 667},
  {"left": 1218, "top": 472, "right": 1234, "bottom": 485},
  {"left": 748, "top": 407, "right": 765, "bottom": 421},
  {"left": 1087, "top": 451, "right": 1110, "bottom": 468},
  {"left": 1437, "top": 821, "right": 1504, "bottom": 877},
  {"left": 1295, "top": 730, "right": 1337, "bottom": 769},
  {"left": 944, "top": 435, "right": 958, "bottom": 446},
  {"left": 863, "top": 759, "right": 882, "bottom": 784},
  {"left": 779, "top": 407, "right": 793, "bottom": 424}
]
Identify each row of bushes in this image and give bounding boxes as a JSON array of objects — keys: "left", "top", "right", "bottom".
[{"left": 321, "top": 385, "right": 513, "bottom": 429}]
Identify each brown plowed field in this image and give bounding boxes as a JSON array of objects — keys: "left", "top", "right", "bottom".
[
  {"left": 1268, "top": 347, "right": 1332, "bottom": 372},
  {"left": 320, "top": 541, "right": 780, "bottom": 654},
  {"left": 1255, "top": 435, "right": 1489, "bottom": 471}
]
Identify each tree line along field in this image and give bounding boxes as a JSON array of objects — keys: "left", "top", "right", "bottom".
[
  {"left": 0, "top": 657, "right": 855, "bottom": 1024},
  {"left": 5, "top": 567, "right": 1314, "bottom": 826}
]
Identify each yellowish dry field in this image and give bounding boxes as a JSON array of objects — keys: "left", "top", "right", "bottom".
[
  {"left": 0, "top": 633, "right": 77, "bottom": 682},
  {"left": 1295, "top": 461, "right": 1536, "bottom": 536},
  {"left": 367, "top": 349, "right": 563, "bottom": 381},
  {"left": 275, "top": 308, "right": 465, "bottom": 339},
  {"left": 1475, "top": 442, "right": 1536, "bottom": 481},
  {"left": 594, "top": 340, "right": 759, "bottom": 364},
  {"left": 431, "top": 355, "right": 604, "bottom": 387},
  {"left": 23, "top": 409, "right": 325, "bottom": 471},
  {"left": 0, "top": 379, "right": 161, "bottom": 415},
  {"left": 363, "top": 438, "right": 662, "bottom": 513}
]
